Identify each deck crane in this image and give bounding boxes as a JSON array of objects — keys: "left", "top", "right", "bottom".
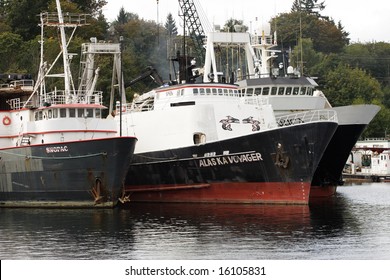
[{"left": 177, "top": 0, "right": 208, "bottom": 64}]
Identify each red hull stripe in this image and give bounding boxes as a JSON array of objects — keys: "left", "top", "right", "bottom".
[
  {"left": 309, "top": 185, "right": 337, "bottom": 198},
  {"left": 125, "top": 182, "right": 310, "bottom": 204},
  {"left": 0, "top": 129, "right": 117, "bottom": 139}
]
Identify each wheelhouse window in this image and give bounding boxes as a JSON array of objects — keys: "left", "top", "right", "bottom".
[
  {"left": 199, "top": 88, "right": 205, "bottom": 95},
  {"left": 206, "top": 88, "right": 211, "bottom": 95},
  {"left": 86, "top": 108, "right": 93, "bottom": 118},
  {"left": 96, "top": 109, "right": 101, "bottom": 118},
  {"left": 271, "top": 87, "right": 277, "bottom": 95},
  {"left": 78, "top": 108, "right": 84, "bottom": 117},
  {"left": 60, "top": 108, "right": 66, "bottom": 118},
  {"left": 193, "top": 88, "right": 199, "bottom": 95},
  {"left": 286, "top": 87, "right": 292, "bottom": 95},
  {"left": 278, "top": 87, "right": 285, "bottom": 95},
  {"left": 69, "top": 108, "right": 76, "bottom": 118},
  {"left": 300, "top": 87, "right": 307, "bottom": 95},
  {"left": 254, "top": 87, "right": 262, "bottom": 95},
  {"left": 246, "top": 88, "right": 253, "bottom": 96},
  {"left": 262, "top": 87, "right": 270, "bottom": 95},
  {"left": 293, "top": 87, "right": 299, "bottom": 95}
]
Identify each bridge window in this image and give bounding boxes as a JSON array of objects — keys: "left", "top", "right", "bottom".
[
  {"left": 300, "top": 87, "right": 307, "bottom": 95},
  {"left": 69, "top": 108, "right": 76, "bottom": 118},
  {"left": 193, "top": 88, "right": 199, "bottom": 95},
  {"left": 199, "top": 88, "right": 205, "bottom": 95},
  {"left": 206, "top": 88, "right": 211, "bottom": 95},
  {"left": 271, "top": 87, "right": 277, "bottom": 95},
  {"left": 307, "top": 88, "right": 313, "bottom": 96},
  {"left": 96, "top": 109, "right": 101, "bottom": 118},
  {"left": 86, "top": 108, "right": 93, "bottom": 118},
  {"left": 293, "top": 87, "right": 299, "bottom": 95},
  {"left": 262, "top": 87, "right": 270, "bottom": 95},
  {"left": 246, "top": 88, "right": 253, "bottom": 96},
  {"left": 78, "top": 108, "right": 84, "bottom": 117},
  {"left": 278, "top": 87, "right": 285, "bottom": 95},
  {"left": 286, "top": 87, "right": 292, "bottom": 95},
  {"left": 254, "top": 87, "right": 262, "bottom": 95},
  {"left": 212, "top": 88, "right": 217, "bottom": 95},
  {"left": 60, "top": 108, "right": 67, "bottom": 118}
]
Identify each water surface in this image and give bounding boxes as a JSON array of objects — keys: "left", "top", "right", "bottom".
[{"left": 1, "top": 182, "right": 390, "bottom": 259}]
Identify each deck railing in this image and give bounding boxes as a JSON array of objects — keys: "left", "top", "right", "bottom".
[{"left": 276, "top": 109, "right": 338, "bottom": 127}]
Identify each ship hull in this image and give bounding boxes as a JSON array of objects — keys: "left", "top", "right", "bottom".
[
  {"left": 310, "top": 124, "right": 366, "bottom": 198},
  {"left": 124, "top": 122, "right": 338, "bottom": 204},
  {"left": 0, "top": 137, "right": 137, "bottom": 207},
  {"left": 310, "top": 105, "right": 380, "bottom": 198}
]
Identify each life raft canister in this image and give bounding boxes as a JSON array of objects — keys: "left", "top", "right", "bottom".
[{"left": 2, "top": 116, "right": 11, "bottom": 125}]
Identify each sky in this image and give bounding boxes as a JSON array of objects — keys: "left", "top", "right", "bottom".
[{"left": 102, "top": 0, "right": 390, "bottom": 43}]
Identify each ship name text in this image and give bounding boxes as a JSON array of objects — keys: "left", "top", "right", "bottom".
[
  {"left": 46, "top": 146, "right": 69, "bottom": 153},
  {"left": 199, "top": 152, "right": 263, "bottom": 167}
]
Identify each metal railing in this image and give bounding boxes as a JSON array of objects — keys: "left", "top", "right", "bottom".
[
  {"left": 276, "top": 109, "right": 338, "bottom": 127},
  {"left": 41, "top": 89, "right": 103, "bottom": 105}
]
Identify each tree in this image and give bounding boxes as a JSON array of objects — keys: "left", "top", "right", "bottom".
[
  {"left": 270, "top": 12, "right": 347, "bottom": 53},
  {"left": 110, "top": 7, "right": 139, "bottom": 36},
  {"left": 291, "top": 0, "right": 325, "bottom": 16},
  {"left": 71, "top": 0, "right": 107, "bottom": 16},
  {"left": 290, "top": 38, "right": 323, "bottom": 75},
  {"left": 164, "top": 13, "right": 178, "bottom": 36},
  {"left": 343, "top": 42, "right": 390, "bottom": 86},
  {"left": 221, "top": 18, "right": 248, "bottom": 33},
  {"left": 0, "top": 32, "right": 23, "bottom": 72},
  {"left": 4, "top": 0, "right": 50, "bottom": 41},
  {"left": 323, "top": 64, "right": 383, "bottom": 106},
  {"left": 116, "top": 6, "right": 138, "bottom": 25}
]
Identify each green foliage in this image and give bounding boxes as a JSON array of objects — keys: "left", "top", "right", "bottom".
[
  {"left": 221, "top": 18, "right": 248, "bottom": 32},
  {"left": 291, "top": 0, "right": 325, "bottom": 15},
  {"left": 290, "top": 38, "right": 323, "bottom": 74},
  {"left": 4, "top": 0, "right": 50, "bottom": 40},
  {"left": 0, "top": 32, "right": 23, "bottom": 72},
  {"left": 343, "top": 43, "right": 390, "bottom": 86},
  {"left": 270, "top": 12, "right": 348, "bottom": 53},
  {"left": 322, "top": 64, "right": 382, "bottom": 106},
  {"left": 165, "top": 13, "right": 178, "bottom": 36}
]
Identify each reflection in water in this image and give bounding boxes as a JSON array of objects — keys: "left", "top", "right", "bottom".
[{"left": 1, "top": 183, "right": 390, "bottom": 259}]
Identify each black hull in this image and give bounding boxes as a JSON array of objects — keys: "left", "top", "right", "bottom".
[
  {"left": 310, "top": 124, "right": 366, "bottom": 197},
  {"left": 124, "top": 122, "right": 337, "bottom": 204},
  {"left": 0, "top": 137, "right": 137, "bottom": 207}
]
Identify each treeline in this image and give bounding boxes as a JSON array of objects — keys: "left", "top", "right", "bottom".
[{"left": 1, "top": 0, "right": 390, "bottom": 138}]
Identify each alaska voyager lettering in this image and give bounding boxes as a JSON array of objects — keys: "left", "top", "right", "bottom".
[{"left": 199, "top": 152, "right": 263, "bottom": 167}]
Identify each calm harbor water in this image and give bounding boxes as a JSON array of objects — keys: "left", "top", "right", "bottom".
[{"left": 1, "top": 182, "right": 390, "bottom": 260}]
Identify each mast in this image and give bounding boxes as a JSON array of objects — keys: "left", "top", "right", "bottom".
[{"left": 56, "top": 0, "right": 72, "bottom": 98}]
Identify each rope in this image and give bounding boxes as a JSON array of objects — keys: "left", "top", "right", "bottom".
[{"left": 0, "top": 150, "right": 107, "bottom": 160}]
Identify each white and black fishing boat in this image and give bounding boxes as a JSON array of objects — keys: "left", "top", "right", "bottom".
[
  {"left": 202, "top": 21, "right": 379, "bottom": 198},
  {"left": 0, "top": 0, "right": 137, "bottom": 207},
  {"left": 114, "top": 50, "right": 338, "bottom": 204}
]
